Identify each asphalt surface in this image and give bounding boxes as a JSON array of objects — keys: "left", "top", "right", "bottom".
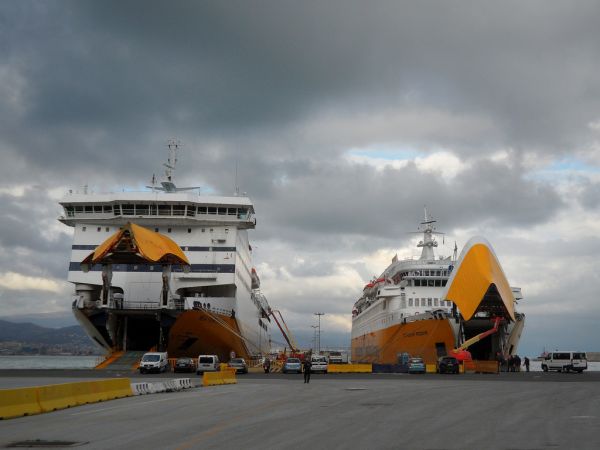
[{"left": 1, "top": 371, "right": 599, "bottom": 449}]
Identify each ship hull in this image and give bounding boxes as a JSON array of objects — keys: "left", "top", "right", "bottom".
[
  {"left": 168, "top": 310, "right": 250, "bottom": 361},
  {"left": 351, "top": 318, "right": 456, "bottom": 366}
]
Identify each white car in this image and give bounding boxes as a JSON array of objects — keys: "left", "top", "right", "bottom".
[
  {"left": 541, "top": 351, "right": 587, "bottom": 373},
  {"left": 310, "top": 355, "right": 328, "bottom": 373},
  {"left": 139, "top": 352, "right": 169, "bottom": 374},
  {"left": 197, "top": 355, "right": 220, "bottom": 374}
]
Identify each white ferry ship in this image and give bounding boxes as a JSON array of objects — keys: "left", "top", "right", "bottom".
[
  {"left": 351, "top": 211, "right": 525, "bottom": 366},
  {"left": 58, "top": 142, "right": 271, "bottom": 362}
]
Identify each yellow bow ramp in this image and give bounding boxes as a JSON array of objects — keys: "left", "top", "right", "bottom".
[
  {"left": 443, "top": 237, "right": 515, "bottom": 321},
  {"left": 82, "top": 222, "right": 189, "bottom": 265}
]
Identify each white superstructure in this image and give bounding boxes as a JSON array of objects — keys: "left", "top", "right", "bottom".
[{"left": 58, "top": 143, "right": 271, "bottom": 358}]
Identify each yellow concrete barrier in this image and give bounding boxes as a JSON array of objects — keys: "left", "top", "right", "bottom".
[
  {"left": 473, "top": 360, "right": 499, "bottom": 374},
  {"left": 426, "top": 364, "right": 437, "bottom": 373},
  {"left": 0, "top": 386, "right": 41, "bottom": 419},
  {"left": 0, "top": 379, "right": 133, "bottom": 420},
  {"left": 202, "top": 369, "right": 237, "bottom": 387},
  {"left": 328, "top": 364, "right": 372, "bottom": 373}
]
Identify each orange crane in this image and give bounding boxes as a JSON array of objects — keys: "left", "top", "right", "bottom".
[
  {"left": 268, "top": 308, "right": 299, "bottom": 353},
  {"left": 451, "top": 316, "right": 503, "bottom": 359}
]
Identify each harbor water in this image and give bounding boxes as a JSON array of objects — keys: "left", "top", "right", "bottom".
[{"left": 0, "top": 355, "right": 100, "bottom": 370}]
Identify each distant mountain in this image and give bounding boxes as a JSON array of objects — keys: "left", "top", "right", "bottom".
[
  {"left": 0, "top": 311, "right": 77, "bottom": 329},
  {"left": 0, "top": 319, "right": 92, "bottom": 346}
]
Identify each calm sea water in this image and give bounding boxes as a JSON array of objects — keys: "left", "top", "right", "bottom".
[{"left": 0, "top": 355, "right": 101, "bottom": 369}]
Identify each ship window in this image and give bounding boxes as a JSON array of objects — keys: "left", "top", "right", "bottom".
[
  {"left": 65, "top": 206, "right": 74, "bottom": 217},
  {"left": 168, "top": 228, "right": 172, "bottom": 233},
  {"left": 186, "top": 206, "right": 195, "bottom": 217},
  {"left": 97, "top": 227, "right": 101, "bottom": 232},
  {"left": 155, "top": 228, "right": 159, "bottom": 232},
  {"left": 217, "top": 207, "right": 226, "bottom": 215},
  {"left": 238, "top": 208, "right": 248, "bottom": 218},
  {"left": 199, "top": 206, "right": 207, "bottom": 214},
  {"left": 201, "top": 229, "right": 205, "bottom": 232},
  {"left": 228, "top": 208, "right": 237, "bottom": 215},
  {"left": 436, "top": 270, "right": 440, "bottom": 276},
  {"left": 225, "top": 228, "right": 229, "bottom": 233},
  {"left": 442, "top": 280, "right": 447, "bottom": 287},
  {"left": 409, "top": 298, "right": 413, "bottom": 306},
  {"left": 113, "top": 205, "right": 120, "bottom": 215},
  {"left": 210, "top": 228, "right": 213, "bottom": 232},
  {"left": 208, "top": 207, "right": 217, "bottom": 215},
  {"left": 103, "top": 205, "right": 112, "bottom": 213},
  {"left": 82, "top": 226, "right": 86, "bottom": 232},
  {"left": 148, "top": 204, "right": 157, "bottom": 215},
  {"left": 122, "top": 204, "right": 134, "bottom": 215},
  {"left": 188, "top": 228, "right": 192, "bottom": 233},
  {"left": 173, "top": 205, "right": 185, "bottom": 216},
  {"left": 94, "top": 206, "right": 102, "bottom": 213},
  {"left": 105, "top": 227, "right": 109, "bottom": 232},
  {"left": 435, "top": 280, "right": 441, "bottom": 287},
  {"left": 85, "top": 205, "right": 93, "bottom": 213},
  {"left": 434, "top": 298, "right": 439, "bottom": 306},
  {"left": 428, "top": 279, "right": 434, "bottom": 287},
  {"left": 159, "top": 205, "right": 171, "bottom": 216},
  {"left": 414, "top": 299, "right": 419, "bottom": 307},
  {"left": 74, "top": 206, "right": 83, "bottom": 213},
  {"left": 428, "top": 298, "right": 432, "bottom": 306},
  {"left": 135, "top": 204, "right": 149, "bottom": 215}
]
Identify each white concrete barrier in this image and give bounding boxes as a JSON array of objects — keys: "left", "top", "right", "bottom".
[{"left": 131, "top": 378, "right": 194, "bottom": 396}]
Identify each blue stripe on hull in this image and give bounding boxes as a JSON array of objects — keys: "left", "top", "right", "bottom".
[
  {"left": 72, "top": 244, "right": 236, "bottom": 252},
  {"left": 68, "top": 262, "right": 235, "bottom": 273}
]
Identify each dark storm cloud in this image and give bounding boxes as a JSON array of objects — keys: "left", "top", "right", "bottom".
[
  {"left": 252, "top": 155, "right": 562, "bottom": 246},
  {"left": 3, "top": 0, "right": 600, "bottom": 186},
  {"left": 2, "top": 0, "right": 600, "bottom": 353}
]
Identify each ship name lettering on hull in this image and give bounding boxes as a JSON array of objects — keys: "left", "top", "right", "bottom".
[{"left": 403, "top": 331, "right": 428, "bottom": 338}]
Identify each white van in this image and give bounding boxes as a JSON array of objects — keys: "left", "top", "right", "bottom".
[
  {"left": 197, "top": 355, "right": 220, "bottom": 374},
  {"left": 139, "top": 352, "right": 169, "bottom": 374},
  {"left": 541, "top": 351, "right": 587, "bottom": 373},
  {"left": 310, "top": 355, "right": 328, "bottom": 373}
]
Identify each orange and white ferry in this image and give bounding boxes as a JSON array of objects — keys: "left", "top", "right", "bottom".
[
  {"left": 351, "top": 211, "right": 524, "bottom": 366},
  {"left": 59, "top": 142, "right": 272, "bottom": 363}
]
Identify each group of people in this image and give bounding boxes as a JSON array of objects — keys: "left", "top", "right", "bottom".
[{"left": 496, "top": 352, "right": 530, "bottom": 372}]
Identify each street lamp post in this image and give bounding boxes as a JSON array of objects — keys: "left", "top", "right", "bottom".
[
  {"left": 311, "top": 325, "right": 318, "bottom": 352},
  {"left": 314, "top": 312, "right": 325, "bottom": 354}
]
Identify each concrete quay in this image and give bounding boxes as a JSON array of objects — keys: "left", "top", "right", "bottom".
[{"left": 1, "top": 371, "right": 599, "bottom": 449}]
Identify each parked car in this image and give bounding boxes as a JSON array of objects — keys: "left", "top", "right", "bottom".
[
  {"left": 227, "top": 358, "right": 248, "bottom": 374},
  {"left": 437, "top": 356, "right": 460, "bottom": 374},
  {"left": 310, "top": 355, "right": 328, "bottom": 374},
  {"left": 282, "top": 358, "right": 302, "bottom": 374},
  {"left": 174, "top": 357, "right": 196, "bottom": 373},
  {"left": 541, "top": 351, "right": 587, "bottom": 373},
  {"left": 408, "top": 357, "right": 426, "bottom": 374},
  {"left": 139, "top": 352, "right": 169, "bottom": 374},
  {"left": 196, "top": 355, "right": 220, "bottom": 374}
]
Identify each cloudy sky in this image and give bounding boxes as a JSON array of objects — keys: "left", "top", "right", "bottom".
[{"left": 1, "top": 1, "right": 600, "bottom": 356}]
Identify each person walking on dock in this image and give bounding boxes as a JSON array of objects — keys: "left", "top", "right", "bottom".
[
  {"left": 303, "top": 358, "right": 312, "bottom": 383},
  {"left": 523, "top": 356, "right": 530, "bottom": 372}
]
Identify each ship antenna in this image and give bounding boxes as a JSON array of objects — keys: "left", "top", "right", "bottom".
[
  {"left": 234, "top": 157, "right": 240, "bottom": 196},
  {"left": 164, "top": 139, "right": 180, "bottom": 183}
]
